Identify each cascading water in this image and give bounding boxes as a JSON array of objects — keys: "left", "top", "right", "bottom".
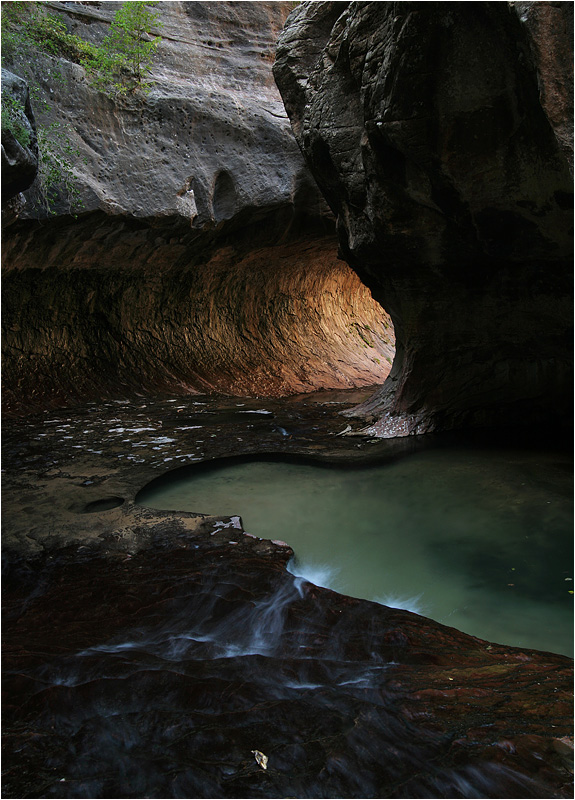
[
  {"left": 4, "top": 483, "right": 572, "bottom": 798},
  {"left": 3, "top": 394, "right": 572, "bottom": 799},
  {"left": 137, "top": 445, "right": 573, "bottom": 657}
]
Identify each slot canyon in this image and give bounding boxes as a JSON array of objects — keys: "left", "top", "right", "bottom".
[{"left": 2, "top": 2, "right": 573, "bottom": 798}]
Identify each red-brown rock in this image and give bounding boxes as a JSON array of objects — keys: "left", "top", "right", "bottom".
[{"left": 3, "top": 526, "right": 572, "bottom": 798}]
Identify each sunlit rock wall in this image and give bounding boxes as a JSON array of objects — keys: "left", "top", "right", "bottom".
[
  {"left": 274, "top": 0, "right": 573, "bottom": 435},
  {"left": 2, "top": 218, "right": 393, "bottom": 412},
  {"left": 2, "top": 1, "right": 394, "bottom": 411}
]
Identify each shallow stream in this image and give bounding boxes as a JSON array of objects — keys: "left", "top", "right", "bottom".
[{"left": 138, "top": 442, "right": 573, "bottom": 657}]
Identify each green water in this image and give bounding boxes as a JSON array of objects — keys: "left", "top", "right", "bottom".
[{"left": 137, "top": 446, "right": 573, "bottom": 656}]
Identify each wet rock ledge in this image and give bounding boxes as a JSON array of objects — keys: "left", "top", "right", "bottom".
[{"left": 2, "top": 392, "right": 573, "bottom": 798}]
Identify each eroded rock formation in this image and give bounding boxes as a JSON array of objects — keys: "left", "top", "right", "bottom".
[
  {"left": 2, "top": 219, "right": 393, "bottom": 412},
  {"left": 1, "top": 1, "right": 393, "bottom": 411},
  {"left": 274, "top": 0, "right": 573, "bottom": 435}
]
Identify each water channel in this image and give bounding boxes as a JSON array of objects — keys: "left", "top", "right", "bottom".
[{"left": 137, "top": 442, "right": 573, "bottom": 657}]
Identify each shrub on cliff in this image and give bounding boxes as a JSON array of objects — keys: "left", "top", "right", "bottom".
[
  {"left": 1, "top": 1, "right": 99, "bottom": 68},
  {"left": 1, "top": 91, "right": 31, "bottom": 149},
  {"left": 1, "top": 1, "right": 162, "bottom": 213},
  {"left": 90, "top": 1, "right": 162, "bottom": 96}
]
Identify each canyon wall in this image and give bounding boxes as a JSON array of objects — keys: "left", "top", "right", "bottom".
[
  {"left": 274, "top": 0, "right": 573, "bottom": 435},
  {"left": 2, "top": 1, "right": 393, "bottom": 413}
]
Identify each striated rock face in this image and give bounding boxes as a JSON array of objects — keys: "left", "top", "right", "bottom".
[
  {"left": 274, "top": 1, "right": 573, "bottom": 435},
  {"left": 1, "top": 1, "right": 394, "bottom": 410},
  {"left": 2, "top": 218, "right": 393, "bottom": 412}
]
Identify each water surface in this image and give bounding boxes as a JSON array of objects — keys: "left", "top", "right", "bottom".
[{"left": 138, "top": 445, "right": 573, "bottom": 656}]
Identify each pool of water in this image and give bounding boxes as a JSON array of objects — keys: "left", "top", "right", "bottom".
[{"left": 137, "top": 445, "right": 573, "bottom": 656}]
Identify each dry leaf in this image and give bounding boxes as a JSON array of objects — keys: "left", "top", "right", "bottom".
[{"left": 252, "top": 750, "right": 268, "bottom": 770}]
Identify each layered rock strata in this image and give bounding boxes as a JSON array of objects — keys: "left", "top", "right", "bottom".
[
  {"left": 2, "top": 218, "right": 393, "bottom": 412},
  {"left": 274, "top": 0, "right": 573, "bottom": 435},
  {"left": 2, "top": 1, "right": 393, "bottom": 411}
]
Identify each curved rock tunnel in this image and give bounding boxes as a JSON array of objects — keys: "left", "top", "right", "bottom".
[
  {"left": 1, "top": 5, "right": 573, "bottom": 798},
  {"left": 1, "top": 210, "right": 395, "bottom": 414},
  {"left": 1, "top": 0, "right": 571, "bottom": 433},
  {"left": 0, "top": 1, "right": 397, "bottom": 418}
]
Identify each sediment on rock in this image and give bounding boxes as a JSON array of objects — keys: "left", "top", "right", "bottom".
[{"left": 274, "top": 1, "right": 573, "bottom": 435}]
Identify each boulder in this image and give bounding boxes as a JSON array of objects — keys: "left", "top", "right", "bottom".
[{"left": 274, "top": 1, "right": 573, "bottom": 435}]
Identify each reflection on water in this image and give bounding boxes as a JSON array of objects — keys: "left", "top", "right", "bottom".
[{"left": 137, "top": 446, "right": 573, "bottom": 656}]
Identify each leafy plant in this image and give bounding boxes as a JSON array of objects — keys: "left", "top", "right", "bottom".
[
  {"left": 0, "top": 1, "right": 30, "bottom": 60},
  {"left": 90, "top": 2, "right": 162, "bottom": 95},
  {"left": 35, "top": 122, "right": 84, "bottom": 215},
  {"left": 1, "top": 91, "right": 31, "bottom": 148},
  {"left": 1, "top": 1, "right": 99, "bottom": 68}
]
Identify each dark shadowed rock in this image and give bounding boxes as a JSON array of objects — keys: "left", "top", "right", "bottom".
[
  {"left": 514, "top": 1, "right": 574, "bottom": 166},
  {"left": 3, "top": 519, "right": 573, "bottom": 799},
  {"left": 274, "top": 1, "right": 573, "bottom": 436},
  {"left": 1, "top": 69, "right": 38, "bottom": 213}
]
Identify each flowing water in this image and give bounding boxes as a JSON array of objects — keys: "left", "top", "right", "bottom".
[{"left": 137, "top": 444, "right": 573, "bottom": 657}]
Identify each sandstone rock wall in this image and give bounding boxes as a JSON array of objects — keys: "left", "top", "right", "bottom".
[
  {"left": 2, "top": 1, "right": 394, "bottom": 411},
  {"left": 17, "top": 0, "right": 317, "bottom": 223},
  {"left": 2, "top": 217, "right": 393, "bottom": 412},
  {"left": 274, "top": 1, "right": 573, "bottom": 435}
]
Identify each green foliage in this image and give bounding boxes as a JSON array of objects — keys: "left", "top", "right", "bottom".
[
  {"left": 90, "top": 2, "right": 162, "bottom": 95},
  {"left": 35, "top": 122, "right": 84, "bottom": 214},
  {"left": 0, "top": 1, "right": 29, "bottom": 59},
  {"left": 1, "top": 1, "right": 99, "bottom": 67},
  {"left": 1, "top": 91, "right": 31, "bottom": 148},
  {"left": 0, "top": 0, "right": 163, "bottom": 214}
]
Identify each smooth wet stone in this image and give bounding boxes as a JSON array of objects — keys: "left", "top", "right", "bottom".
[
  {"left": 2, "top": 392, "right": 572, "bottom": 798},
  {"left": 2, "top": 525, "right": 572, "bottom": 799}
]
